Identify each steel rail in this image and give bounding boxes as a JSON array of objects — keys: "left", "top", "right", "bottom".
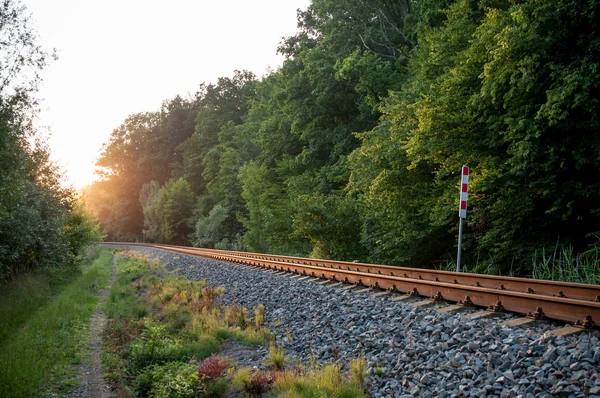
[{"left": 105, "top": 242, "right": 600, "bottom": 326}]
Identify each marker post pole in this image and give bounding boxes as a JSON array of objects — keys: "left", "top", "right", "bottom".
[
  {"left": 457, "top": 217, "right": 464, "bottom": 272},
  {"left": 457, "top": 165, "right": 469, "bottom": 272}
]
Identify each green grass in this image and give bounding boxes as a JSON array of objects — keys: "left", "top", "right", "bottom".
[
  {"left": 0, "top": 264, "right": 81, "bottom": 347},
  {"left": 0, "top": 248, "right": 113, "bottom": 397},
  {"left": 532, "top": 245, "right": 600, "bottom": 284}
]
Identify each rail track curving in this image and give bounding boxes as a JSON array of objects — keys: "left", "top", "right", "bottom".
[{"left": 105, "top": 242, "right": 600, "bottom": 329}]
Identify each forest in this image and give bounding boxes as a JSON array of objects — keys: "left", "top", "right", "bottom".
[
  {"left": 0, "top": 1, "right": 101, "bottom": 282},
  {"left": 86, "top": 0, "right": 600, "bottom": 278}
]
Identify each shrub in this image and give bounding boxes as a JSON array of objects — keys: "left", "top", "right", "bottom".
[
  {"left": 198, "top": 355, "right": 228, "bottom": 380},
  {"left": 128, "top": 320, "right": 180, "bottom": 370},
  {"left": 135, "top": 361, "right": 201, "bottom": 398}
]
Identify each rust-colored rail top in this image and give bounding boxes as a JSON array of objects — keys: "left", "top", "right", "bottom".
[{"left": 104, "top": 242, "right": 600, "bottom": 327}]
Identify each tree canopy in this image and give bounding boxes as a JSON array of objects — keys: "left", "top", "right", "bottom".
[
  {"left": 86, "top": 0, "right": 600, "bottom": 277},
  {"left": 0, "top": 0, "right": 102, "bottom": 282}
]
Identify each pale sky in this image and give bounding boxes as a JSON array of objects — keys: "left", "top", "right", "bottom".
[{"left": 24, "top": 0, "right": 310, "bottom": 189}]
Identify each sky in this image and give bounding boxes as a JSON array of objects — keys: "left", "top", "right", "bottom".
[{"left": 24, "top": 0, "right": 310, "bottom": 189}]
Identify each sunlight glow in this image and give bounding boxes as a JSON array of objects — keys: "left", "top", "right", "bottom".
[{"left": 24, "top": 0, "right": 310, "bottom": 189}]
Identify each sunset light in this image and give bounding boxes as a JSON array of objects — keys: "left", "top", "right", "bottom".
[{"left": 25, "top": 0, "right": 309, "bottom": 188}]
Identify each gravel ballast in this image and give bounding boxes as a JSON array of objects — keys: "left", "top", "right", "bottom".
[{"left": 114, "top": 246, "right": 600, "bottom": 397}]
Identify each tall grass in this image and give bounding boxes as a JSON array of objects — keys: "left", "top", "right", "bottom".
[
  {"left": 0, "top": 265, "right": 82, "bottom": 346},
  {"left": 273, "top": 363, "right": 364, "bottom": 397},
  {"left": 0, "top": 248, "right": 113, "bottom": 397},
  {"left": 532, "top": 244, "right": 600, "bottom": 284}
]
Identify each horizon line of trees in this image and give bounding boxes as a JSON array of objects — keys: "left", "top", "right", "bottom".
[{"left": 85, "top": 0, "right": 600, "bottom": 277}]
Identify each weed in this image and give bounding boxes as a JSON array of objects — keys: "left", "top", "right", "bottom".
[
  {"left": 254, "top": 304, "right": 266, "bottom": 329},
  {"left": 205, "top": 377, "right": 229, "bottom": 397},
  {"left": 268, "top": 342, "right": 287, "bottom": 370},
  {"left": 224, "top": 305, "right": 249, "bottom": 329},
  {"left": 349, "top": 357, "right": 367, "bottom": 386},
  {"left": 375, "top": 366, "right": 383, "bottom": 377},
  {"left": 244, "top": 371, "right": 275, "bottom": 396},
  {"left": 235, "top": 327, "right": 271, "bottom": 345},
  {"left": 232, "top": 367, "right": 253, "bottom": 390}
]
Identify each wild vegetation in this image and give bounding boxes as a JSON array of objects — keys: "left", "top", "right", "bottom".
[
  {"left": 103, "top": 249, "right": 366, "bottom": 397},
  {"left": 0, "top": 0, "right": 103, "bottom": 283},
  {"left": 0, "top": 247, "right": 113, "bottom": 397},
  {"left": 85, "top": 0, "right": 600, "bottom": 280}
]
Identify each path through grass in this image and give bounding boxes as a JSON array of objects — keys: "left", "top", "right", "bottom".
[{"left": 0, "top": 248, "right": 114, "bottom": 397}]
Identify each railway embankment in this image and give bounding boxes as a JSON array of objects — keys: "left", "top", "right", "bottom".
[{"left": 120, "top": 245, "right": 600, "bottom": 397}]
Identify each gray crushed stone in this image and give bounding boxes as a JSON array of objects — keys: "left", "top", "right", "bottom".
[{"left": 112, "top": 245, "right": 600, "bottom": 397}]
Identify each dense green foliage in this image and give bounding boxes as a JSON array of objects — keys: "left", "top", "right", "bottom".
[
  {"left": 88, "top": 0, "right": 600, "bottom": 277},
  {"left": 0, "top": 0, "right": 102, "bottom": 282}
]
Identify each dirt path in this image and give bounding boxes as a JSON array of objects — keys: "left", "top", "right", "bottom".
[{"left": 65, "top": 256, "right": 118, "bottom": 398}]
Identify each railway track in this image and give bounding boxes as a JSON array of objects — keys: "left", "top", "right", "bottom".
[{"left": 105, "top": 242, "right": 600, "bottom": 333}]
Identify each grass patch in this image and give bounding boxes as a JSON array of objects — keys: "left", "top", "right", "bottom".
[
  {"left": 273, "top": 363, "right": 365, "bottom": 397},
  {"left": 0, "top": 248, "right": 113, "bottom": 397}
]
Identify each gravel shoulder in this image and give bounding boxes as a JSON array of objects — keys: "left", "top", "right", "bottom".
[{"left": 119, "top": 246, "right": 600, "bottom": 398}]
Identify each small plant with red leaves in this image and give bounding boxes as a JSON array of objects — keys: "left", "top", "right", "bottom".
[{"left": 197, "top": 355, "right": 229, "bottom": 380}]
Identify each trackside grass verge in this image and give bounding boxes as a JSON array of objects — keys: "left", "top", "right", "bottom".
[
  {"left": 103, "top": 250, "right": 366, "bottom": 397},
  {"left": 0, "top": 247, "right": 113, "bottom": 397}
]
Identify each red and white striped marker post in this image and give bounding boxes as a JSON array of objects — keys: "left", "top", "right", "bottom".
[{"left": 457, "top": 165, "right": 469, "bottom": 272}]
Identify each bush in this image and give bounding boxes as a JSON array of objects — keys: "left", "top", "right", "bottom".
[
  {"left": 135, "top": 361, "right": 201, "bottom": 398},
  {"left": 198, "top": 355, "right": 229, "bottom": 380},
  {"left": 128, "top": 320, "right": 181, "bottom": 370}
]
